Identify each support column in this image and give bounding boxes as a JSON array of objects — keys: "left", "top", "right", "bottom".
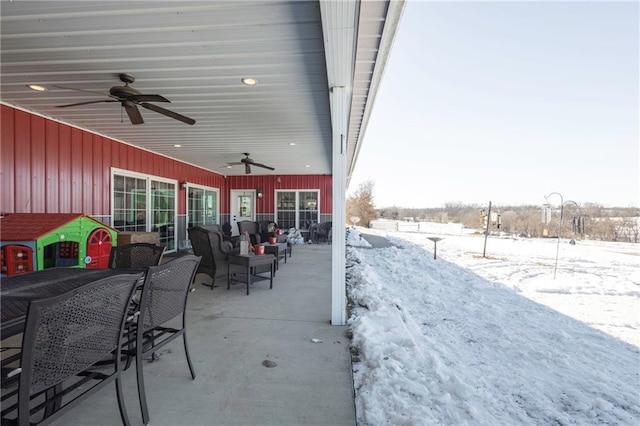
[{"left": 331, "top": 86, "right": 347, "bottom": 325}]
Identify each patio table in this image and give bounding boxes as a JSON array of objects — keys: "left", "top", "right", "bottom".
[
  {"left": 227, "top": 253, "right": 275, "bottom": 295},
  {"left": 1, "top": 268, "right": 144, "bottom": 340},
  {"left": 259, "top": 242, "right": 287, "bottom": 272}
]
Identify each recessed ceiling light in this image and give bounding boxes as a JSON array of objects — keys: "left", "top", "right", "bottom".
[
  {"left": 27, "top": 84, "right": 47, "bottom": 92},
  {"left": 305, "top": 165, "right": 310, "bottom": 168},
  {"left": 241, "top": 77, "right": 258, "bottom": 86},
  {"left": 289, "top": 142, "right": 296, "bottom": 146},
  {"left": 173, "top": 144, "right": 182, "bottom": 147}
]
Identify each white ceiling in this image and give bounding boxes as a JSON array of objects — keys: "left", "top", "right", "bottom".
[{"left": 0, "top": 1, "right": 404, "bottom": 179}]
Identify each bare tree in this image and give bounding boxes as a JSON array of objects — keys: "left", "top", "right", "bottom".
[{"left": 347, "top": 180, "right": 378, "bottom": 227}]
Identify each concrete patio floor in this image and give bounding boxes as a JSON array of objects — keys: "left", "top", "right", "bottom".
[{"left": 50, "top": 243, "right": 356, "bottom": 426}]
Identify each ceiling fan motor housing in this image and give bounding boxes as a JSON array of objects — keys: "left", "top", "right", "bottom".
[{"left": 110, "top": 85, "right": 140, "bottom": 98}]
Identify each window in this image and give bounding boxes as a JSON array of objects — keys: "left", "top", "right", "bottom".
[
  {"left": 276, "top": 190, "right": 319, "bottom": 230},
  {"left": 113, "top": 175, "right": 147, "bottom": 232},
  {"left": 187, "top": 185, "right": 219, "bottom": 228},
  {"left": 112, "top": 169, "right": 177, "bottom": 251}
]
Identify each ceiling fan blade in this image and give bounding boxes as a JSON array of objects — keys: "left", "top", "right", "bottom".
[
  {"left": 123, "top": 101, "right": 144, "bottom": 125},
  {"left": 131, "top": 94, "right": 170, "bottom": 103},
  {"left": 226, "top": 162, "right": 243, "bottom": 166},
  {"left": 245, "top": 163, "right": 251, "bottom": 174},
  {"left": 52, "top": 85, "right": 112, "bottom": 97},
  {"left": 56, "top": 99, "right": 116, "bottom": 108},
  {"left": 140, "top": 102, "right": 195, "bottom": 125},
  {"left": 252, "top": 162, "right": 275, "bottom": 171}
]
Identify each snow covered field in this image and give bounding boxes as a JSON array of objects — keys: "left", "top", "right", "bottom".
[{"left": 346, "top": 229, "right": 639, "bottom": 425}]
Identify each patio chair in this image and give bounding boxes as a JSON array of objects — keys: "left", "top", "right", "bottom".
[
  {"left": 258, "top": 220, "right": 278, "bottom": 242},
  {"left": 237, "top": 220, "right": 261, "bottom": 244},
  {"left": 188, "top": 226, "right": 235, "bottom": 289},
  {"left": 202, "top": 224, "right": 240, "bottom": 248},
  {"left": 316, "top": 222, "right": 332, "bottom": 244},
  {"left": 125, "top": 255, "right": 201, "bottom": 425},
  {"left": 0, "top": 273, "right": 141, "bottom": 426},
  {"left": 108, "top": 243, "right": 165, "bottom": 269}
]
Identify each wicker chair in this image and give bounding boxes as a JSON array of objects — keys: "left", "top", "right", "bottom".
[
  {"left": 258, "top": 220, "right": 278, "bottom": 242},
  {"left": 108, "top": 243, "right": 165, "bottom": 269},
  {"left": 202, "top": 224, "right": 239, "bottom": 248},
  {"left": 316, "top": 222, "right": 332, "bottom": 244},
  {"left": 1, "top": 273, "right": 141, "bottom": 426},
  {"left": 125, "top": 255, "right": 201, "bottom": 425},
  {"left": 237, "top": 220, "right": 261, "bottom": 244},
  {"left": 188, "top": 226, "right": 233, "bottom": 289}
]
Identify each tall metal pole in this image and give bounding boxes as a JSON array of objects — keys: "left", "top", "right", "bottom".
[
  {"left": 544, "top": 192, "right": 563, "bottom": 279},
  {"left": 482, "top": 201, "right": 491, "bottom": 258}
]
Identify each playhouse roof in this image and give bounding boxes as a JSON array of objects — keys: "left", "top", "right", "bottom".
[{"left": 0, "top": 213, "right": 113, "bottom": 241}]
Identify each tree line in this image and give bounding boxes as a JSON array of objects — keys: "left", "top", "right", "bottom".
[{"left": 347, "top": 181, "right": 639, "bottom": 243}]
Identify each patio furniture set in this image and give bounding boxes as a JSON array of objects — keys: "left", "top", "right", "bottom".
[
  {"left": 188, "top": 222, "right": 292, "bottom": 296},
  {"left": 0, "top": 243, "right": 200, "bottom": 425}
]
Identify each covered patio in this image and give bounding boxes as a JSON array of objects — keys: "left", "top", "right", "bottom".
[
  {"left": 45, "top": 244, "right": 353, "bottom": 425},
  {"left": 0, "top": 0, "right": 405, "bottom": 326},
  {"left": 1, "top": 2, "right": 404, "bottom": 424}
]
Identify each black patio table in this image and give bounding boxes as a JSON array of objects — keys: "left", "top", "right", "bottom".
[
  {"left": 227, "top": 253, "right": 275, "bottom": 295},
  {"left": 260, "top": 242, "right": 287, "bottom": 270},
  {"left": 1, "top": 267, "right": 144, "bottom": 340}
]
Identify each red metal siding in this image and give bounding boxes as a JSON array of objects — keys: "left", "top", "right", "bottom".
[
  {"left": 1, "top": 106, "right": 332, "bottom": 217},
  {"left": 1, "top": 106, "right": 15, "bottom": 213},
  {"left": 45, "top": 120, "right": 60, "bottom": 213},
  {"left": 82, "top": 132, "right": 94, "bottom": 213},
  {"left": 14, "top": 110, "right": 31, "bottom": 213},
  {"left": 100, "top": 136, "right": 111, "bottom": 212},
  {"left": 31, "top": 116, "right": 46, "bottom": 212},
  {"left": 58, "top": 124, "right": 72, "bottom": 212},
  {"left": 225, "top": 174, "right": 332, "bottom": 215}
]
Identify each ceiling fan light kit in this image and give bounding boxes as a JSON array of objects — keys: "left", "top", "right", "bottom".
[{"left": 54, "top": 73, "right": 195, "bottom": 126}]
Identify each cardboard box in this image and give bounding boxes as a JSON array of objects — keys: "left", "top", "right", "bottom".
[{"left": 117, "top": 232, "right": 159, "bottom": 245}]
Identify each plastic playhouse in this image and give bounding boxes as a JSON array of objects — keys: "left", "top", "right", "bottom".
[{"left": 0, "top": 213, "right": 118, "bottom": 276}]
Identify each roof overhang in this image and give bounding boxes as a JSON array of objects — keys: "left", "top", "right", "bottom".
[{"left": 1, "top": 1, "right": 405, "bottom": 180}]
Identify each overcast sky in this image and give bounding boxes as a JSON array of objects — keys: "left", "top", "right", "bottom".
[{"left": 347, "top": 0, "right": 639, "bottom": 208}]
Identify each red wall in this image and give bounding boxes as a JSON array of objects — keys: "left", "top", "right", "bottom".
[
  {"left": 226, "top": 174, "right": 333, "bottom": 214},
  {"left": 1, "top": 105, "right": 333, "bottom": 216}
]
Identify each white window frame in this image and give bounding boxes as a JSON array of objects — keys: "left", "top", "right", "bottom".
[
  {"left": 110, "top": 167, "right": 178, "bottom": 252},
  {"left": 274, "top": 189, "right": 320, "bottom": 230},
  {"left": 185, "top": 183, "right": 220, "bottom": 229}
]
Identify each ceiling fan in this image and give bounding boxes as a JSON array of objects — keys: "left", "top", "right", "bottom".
[
  {"left": 54, "top": 73, "right": 196, "bottom": 125},
  {"left": 225, "top": 153, "right": 275, "bottom": 174}
]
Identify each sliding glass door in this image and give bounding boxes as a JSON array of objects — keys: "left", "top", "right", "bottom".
[{"left": 112, "top": 169, "right": 177, "bottom": 252}]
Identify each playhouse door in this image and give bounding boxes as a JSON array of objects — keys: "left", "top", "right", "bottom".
[{"left": 86, "top": 228, "right": 113, "bottom": 268}]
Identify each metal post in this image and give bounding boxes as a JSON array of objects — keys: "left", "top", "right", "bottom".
[
  {"left": 544, "top": 192, "right": 563, "bottom": 279},
  {"left": 482, "top": 201, "right": 491, "bottom": 258},
  {"left": 427, "top": 237, "right": 443, "bottom": 260}
]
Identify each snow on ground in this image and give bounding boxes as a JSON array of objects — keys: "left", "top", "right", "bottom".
[{"left": 346, "top": 228, "right": 640, "bottom": 425}]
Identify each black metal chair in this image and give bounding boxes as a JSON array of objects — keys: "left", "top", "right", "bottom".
[
  {"left": 125, "top": 255, "right": 201, "bottom": 425},
  {"left": 108, "top": 243, "right": 165, "bottom": 269},
  {"left": 188, "top": 226, "right": 234, "bottom": 289},
  {"left": 0, "top": 273, "right": 142, "bottom": 426}
]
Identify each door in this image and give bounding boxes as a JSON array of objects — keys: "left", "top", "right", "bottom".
[
  {"left": 230, "top": 190, "right": 256, "bottom": 236},
  {"left": 85, "top": 228, "right": 113, "bottom": 268}
]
